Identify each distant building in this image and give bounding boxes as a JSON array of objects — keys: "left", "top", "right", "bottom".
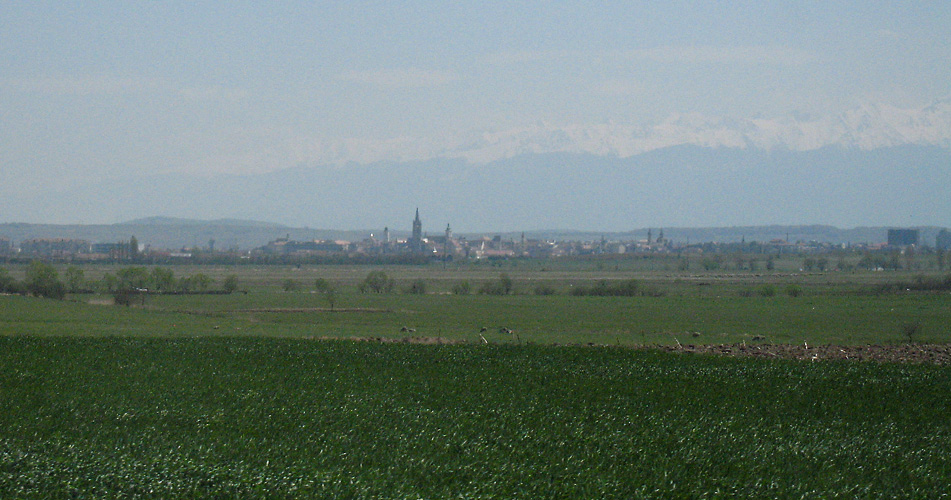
[
  {"left": 19, "top": 238, "right": 90, "bottom": 257},
  {"left": 937, "top": 229, "right": 951, "bottom": 251},
  {"left": 90, "top": 241, "right": 138, "bottom": 260},
  {"left": 259, "top": 237, "right": 346, "bottom": 255},
  {"left": 887, "top": 229, "right": 919, "bottom": 247},
  {"left": 91, "top": 242, "right": 125, "bottom": 254}
]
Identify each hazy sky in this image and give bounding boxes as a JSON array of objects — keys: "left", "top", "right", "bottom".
[{"left": 1, "top": 2, "right": 950, "bottom": 222}]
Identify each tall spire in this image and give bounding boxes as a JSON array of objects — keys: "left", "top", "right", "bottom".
[{"left": 411, "top": 208, "right": 423, "bottom": 253}]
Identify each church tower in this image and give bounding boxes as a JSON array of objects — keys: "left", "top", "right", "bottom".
[
  {"left": 410, "top": 209, "right": 423, "bottom": 253},
  {"left": 444, "top": 223, "right": 453, "bottom": 258}
]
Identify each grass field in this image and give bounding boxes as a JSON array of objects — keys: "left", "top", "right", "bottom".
[
  {"left": 3, "top": 337, "right": 951, "bottom": 498},
  {"left": 2, "top": 283, "right": 947, "bottom": 345},
  {"left": 2, "top": 259, "right": 950, "bottom": 497}
]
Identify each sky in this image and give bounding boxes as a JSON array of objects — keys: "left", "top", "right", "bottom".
[{"left": 1, "top": 2, "right": 949, "bottom": 225}]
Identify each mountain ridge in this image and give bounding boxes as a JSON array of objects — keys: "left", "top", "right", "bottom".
[
  {"left": 4, "top": 144, "right": 949, "bottom": 232},
  {"left": 119, "top": 216, "right": 288, "bottom": 228}
]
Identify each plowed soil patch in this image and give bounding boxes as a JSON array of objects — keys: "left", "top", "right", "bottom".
[
  {"left": 659, "top": 343, "right": 951, "bottom": 364},
  {"left": 326, "top": 336, "right": 466, "bottom": 345}
]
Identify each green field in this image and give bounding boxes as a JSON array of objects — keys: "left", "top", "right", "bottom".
[
  {"left": 3, "top": 337, "right": 951, "bottom": 498},
  {"left": 3, "top": 290, "right": 945, "bottom": 346},
  {"left": 2, "top": 259, "right": 950, "bottom": 497}
]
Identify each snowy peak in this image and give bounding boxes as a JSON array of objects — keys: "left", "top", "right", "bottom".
[
  {"left": 835, "top": 98, "right": 951, "bottom": 148},
  {"left": 441, "top": 98, "right": 951, "bottom": 162}
]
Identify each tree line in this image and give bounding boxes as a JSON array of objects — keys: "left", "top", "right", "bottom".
[{"left": 0, "top": 262, "right": 239, "bottom": 301}]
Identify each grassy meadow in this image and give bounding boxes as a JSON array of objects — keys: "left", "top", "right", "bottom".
[
  {"left": 2, "top": 255, "right": 951, "bottom": 497},
  {"left": 2, "top": 254, "right": 949, "bottom": 345}
]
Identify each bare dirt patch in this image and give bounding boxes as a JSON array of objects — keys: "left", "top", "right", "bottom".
[
  {"left": 315, "top": 336, "right": 951, "bottom": 364},
  {"left": 321, "top": 336, "right": 466, "bottom": 345},
  {"left": 657, "top": 343, "right": 951, "bottom": 364},
  {"left": 235, "top": 307, "right": 392, "bottom": 313}
]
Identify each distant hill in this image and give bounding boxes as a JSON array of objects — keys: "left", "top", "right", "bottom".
[
  {"left": 517, "top": 226, "right": 946, "bottom": 247},
  {"left": 2, "top": 144, "right": 949, "bottom": 233},
  {"left": 0, "top": 219, "right": 377, "bottom": 251},
  {"left": 118, "top": 216, "right": 290, "bottom": 229}
]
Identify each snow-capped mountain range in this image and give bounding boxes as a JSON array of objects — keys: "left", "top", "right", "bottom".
[
  {"left": 6, "top": 99, "right": 950, "bottom": 230},
  {"left": 439, "top": 98, "right": 951, "bottom": 163},
  {"left": 248, "top": 98, "right": 951, "bottom": 167}
]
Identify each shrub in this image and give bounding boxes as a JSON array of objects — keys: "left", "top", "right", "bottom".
[
  {"left": 479, "top": 281, "right": 507, "bottom": 295},
  {"left": 359, "top": 271, "right": 395, "bottom": 294},
  {"left": 785, "top": 284, "right": 803, "bottom": 297},
  {"left": 0, "top": 267, "right": 18, "bottom": 293},
  {"left": 113, "top": 288, "right": 144, "bottom": 307},
  {"left": 407, "top": 279, "right": 427, "bottom": 295},
  {"left": 873, "top": 274, "right": 951, "bottom": 294},
  {"left": 64, "top": 266, "right": 86, "bottom": 293},
  {"left": 150, "top": 267, "right": 176, "bottom": 292},
  {"left": 759, "top": 285, "right": 776, "bottom": 297},
  {"left": 99, "top": 273, "right": 118, "bottom": 294},
  {"left": 190, "top": 273, "right": 212, "bottom": 292},
  {"left": 902, "top": 322, "right": 922, "bottom": 343},
  {"left": 176, "top": 276, "right": 193, "bottom": 293},
  {"left": 24, "top": 261, "right": 66, "bottom": 300},
  {"left": 117, "top": 267, "right": 149, "bottom": 291},
  {"left": 533, "top": 283, "right": 557, "bottom": 296},
  {"left": 570, "top": 279, "right": 640, "bottom": 297},
  {"left": 479, "top": 274, "right": 514, "bottom": 295},
  {"left": 223, "top": 275, "right": 239, "bottom": 293},
  {"left": 701, "top": 259, "right": 720, "bottom": 271},
  {"left": 451, "top": 281, "right": 471, "bottom": 295},
  {"left": 282, "top": 279, "right": 301, "bottom": 292},
  {"left": 314, "top": 278, "right": 332, "bottom": 292},
  {"left": 499, "top": 273, "right": 514, "bottom": 295},
  {"left": 314, "top": 280, "right": 338, "bottom": 311}
]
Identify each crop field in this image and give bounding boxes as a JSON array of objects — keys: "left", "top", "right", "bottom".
[
  {"left": 2, "top": 258, "right": 950, "bottom": 497},
  {"left": 3, "top": 337, "right": 951, "bottom": 498}
]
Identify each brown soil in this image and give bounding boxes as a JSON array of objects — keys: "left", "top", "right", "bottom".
[
  {"left": 326, "top": 336, "right": 951, "bottom": 364},
  {"left": 322, "top": 336, "right": 466, "bottom": 345},
  {"left": 656, "top": 342, "right": 951, "bottom": 364},
  {"left": 235, "top": 307, "right": 392, "bottom": 313}
]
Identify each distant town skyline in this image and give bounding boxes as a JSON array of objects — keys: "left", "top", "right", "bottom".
[{"left": 1, "top": 209, "right": 947, "bottom": 256}]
